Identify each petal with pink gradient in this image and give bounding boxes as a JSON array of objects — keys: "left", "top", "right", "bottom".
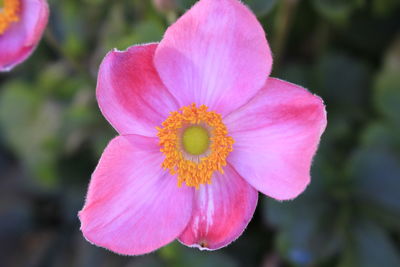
[
  {"left": 0, "top": 0, "right": 49, "bottom": 71},
  {"left": 155, "top": 0, "right": 272, "bottom": 116},
  {"left": 179, "top": 164, "right": 258, "bottom": 250},
  {"left": 96, "top": 44, "right": 179, "bottom": 136},
  {"left": 79, "top": 135, "right": 194, "bottom": 255},
  {"left": 225, "top": 78, "right": 327, "bottom": 201}
]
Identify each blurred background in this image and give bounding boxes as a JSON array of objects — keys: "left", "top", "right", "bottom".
[{"left": 1, "top": 0, "right": 400, "bottom": 266}]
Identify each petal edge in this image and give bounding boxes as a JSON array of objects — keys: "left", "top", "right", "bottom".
[
  {"left": 225, "top": 78, "right": 327, "bottom": 200},
  {"left": 79, "top": 135, "right": 194, "bottom": 255},
  {"left": 155, "top": 0, "right": 272, "bottom": 116},
  {"left": 178, "top": 164, "right": 258, "bottom": 250}
]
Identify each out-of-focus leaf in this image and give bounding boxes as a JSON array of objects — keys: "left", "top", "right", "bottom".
[
  {"left": 129, "top": 20, "right": 165, "bottom": 45},
  {"left": 127, "top": 256, "right": 165, "bottom": 267},
  {"left": 374, "top": 37, "right": 400, "bottom": 128},
  {"left": 50, "top": 1, "right": 88, "bottom": 59},
  {"left": 38, "top": 63, "right": 89, "bottom": 100},
  {"left": 61, "top": 91, "right": 98, "bottom": 154},
  {"left": 278, "top": 63, "right": 311, "bottom": 89},
  {"left": 349, "top": 147, "right": 400, "bottom": 215},
  {"left": 176, "top": 0, "right": 197, "bottom": 10},
  {"left": 177, "top": 0, "right": 279, "bottom": 16},
  {"left": 374, "top": 70, "right": 400, "bottom": 127},
  {"left": 312, "top": 0, "right": 363, "bottom": 25},
  {"left": 159, "top": 241, "right": 238, "bottom": 267},
  {"left": 372, "top": 0, "right": 400, "bottom": 16},
  {"left": 313, "top": 52, "right": 370, "bottom": 115},
  {"left": 361, "top": 122, "right": 400, "bottom": 150},
  {"left": 264, "top": 188, "right": 340, "bottom": 265},
  {"left": 0, "top": 200, "right": 32, "bottom": 239},
  {"left": 97, "top": 3, "right": 129, "bottom": 52},
  {"left": 263, "top": 150, "right": 345, "bottom": 266},
  {"left": 339, "top": 221, "right": 400, "bottom": 267},
  {"left": 96, "top": 5, "right": 164, "bottom": 56},
  {"left": 0, "top": 83, "right": 61, "bottom": 187},
  {"left": 244, "top": 0, "right": 278, "bottom": 17}
]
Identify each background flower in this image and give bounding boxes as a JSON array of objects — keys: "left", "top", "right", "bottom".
[
  {"left": 0, "top": 0, "right": 399, "bottom": 266},
  {"left": 0, "top": 0, "right": 49, "bottom": 71}
]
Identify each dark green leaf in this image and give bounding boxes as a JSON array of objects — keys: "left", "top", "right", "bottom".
[
  {"left": 159, "top": 241, "right": 238, "bottom": 267},
  {"left": 311, "top": 0, "right": 362, "bottom": 25},
  {"left": 0, "top": 83, "right": 62, "bottom": 187},
  {"left": 349, "top": 147, "right": 400, "bottom": 214},
  {"left": 348, "top": 221, "right": 400, "bottom": 267},
  {"left": 176, "top": 0, "right": 197, "bottom": 10},
  {"left": 244, "top": 0, "right": 279, "bottom": 17}
]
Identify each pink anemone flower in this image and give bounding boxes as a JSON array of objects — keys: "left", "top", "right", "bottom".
[
  {"left": 79, "top": 0, "right": 327, "bottom": 255},
  {"left": 0, "top": 0, "right": 49, "bottom": 71}
]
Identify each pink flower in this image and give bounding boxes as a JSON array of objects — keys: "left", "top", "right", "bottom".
[
  {"left": 0, "top": 0, "right": 49, "bottom": 71},
  {"left": 79, "top": 0, "right": 327, "bottom": 255}
]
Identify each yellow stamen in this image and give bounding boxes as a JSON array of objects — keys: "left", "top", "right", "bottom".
[
  {"left": 157, "top": 104, "right": 234, "bottom": 189},
  {"left": 0, "top": 0, "right": 20, "bottom": 35}
]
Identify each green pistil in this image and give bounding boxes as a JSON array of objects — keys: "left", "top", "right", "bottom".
[{"left": 182, "top": 126, "right": 210, "bottom": 155}]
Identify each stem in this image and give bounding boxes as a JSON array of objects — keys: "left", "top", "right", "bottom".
[{"left": 272, "top": 0, "right": 299, "bottom": 69}]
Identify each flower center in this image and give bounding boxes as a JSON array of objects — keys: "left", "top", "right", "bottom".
[
  {"left": 157, "top": 104, "right": 234, "bottom": 188},
  {"left": 0, "top": 0, "right": 20, "bottom": 35},
  {"left": 182, "top": 125, "right": 209, "bottom": 155}
]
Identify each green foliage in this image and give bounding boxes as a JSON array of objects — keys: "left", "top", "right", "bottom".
[
  {"left": 160, "top": 241, "right": 238, "bottom": 267},
  {"left": 312, "top": 0, "right": 364, "bottom": 25},
  {"left": 176, "top": 0, "right": 279, "bottom": 16},
  {"left": 372, "top": 0, "right": 400, "bottom": 16},
  {"left": 0, "top": 81, "right": 60, "bottom": 187},
  {"left": 339, "top": 221, "right": 400, "bottom": 267},
  {"left": 374, "top": 37, "right": 400, "bottom": 128},
  {"left": 176, "top": 0, "right": 198, "bottom": 10},
  {"left": 244, "top": 0, "right": 279, "bottom": 16}
]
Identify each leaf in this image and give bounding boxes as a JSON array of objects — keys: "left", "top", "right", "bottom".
[
  {"left": 176, "top": 0, "right": 197, "bottom": 10},
  {"left": 348, "top": 147, "right": 400, "bottom": 215},
  {"left": 311, "top": 0, "right": 362, "bottom": 25},
  {"left": 360, "top": 122, "right": 400, "bottom": 150},
  {"left": 341, "top": 221, "right": 400, "bottom": 267},
  {"left": 128, "top": 256, "right": 165, "bottom": 267},
  {"left": 159, "top": 241, "right": 238, "bottom": 267},
  {"left": 374, "top": 37, "right": 400, "bottom": 128},
  {"left": 374, "top": 70, "right": 400, "bottom": 126},
  {"left": 244, "top": 0, "right": 279, "bottom": 17},
  {"left": 277, "top": 63, "right": 311, "bottom": 89},
  {"left": 372, "top": 0, "right": 400, "bottom": 17},
  {"left": 264, "top": 190, "right": 340, "bottom": 265},
  {"left": 313, "top": 52, "right": 370, "bottom": 112},
  {"left": 176, "top": 0, "right": 279, "bottom": 16},
  {"left": 0, "top": 82, "right": 62, "bottom": 188},
  {"left": 129, "top": 20, "right": 165, "bottom": 44}
]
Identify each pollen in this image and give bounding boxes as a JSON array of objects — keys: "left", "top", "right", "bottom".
[
  {"left": 0, "top": 0, "right": 21, "bottom": 35},
  {"left": 157, "top": 104, "right": 234, "bottom": 188}
]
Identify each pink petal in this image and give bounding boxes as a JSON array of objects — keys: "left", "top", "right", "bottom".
[
  {"left": 225, "top": 78, "right": 327, "bottom": 201},
  {"left": 154, "top": 0, "right": 272, "bottom": 116},
  {"left": 97, "top": 44, "right": 179, "bottom": 136},
  {"left": 179, "top": 164, "right": 258, "bottom": 250},
  {"left": 0, "top": 0, "right": 49, "bottom": 71},
  {"left": 79, "top": 135, "right": 194, "bottom": 255}
]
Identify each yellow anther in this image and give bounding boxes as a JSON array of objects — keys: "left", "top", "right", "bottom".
[
  {"left": 0, "top": 0, "right": 20, "bottom": 35},
  {"left": 157, "top": 104, "right": 234, "bottom": 188}
]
